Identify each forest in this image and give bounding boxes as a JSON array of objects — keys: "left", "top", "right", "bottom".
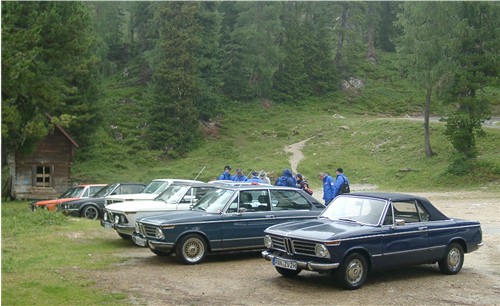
[{"left": 2, "top": 1, "right": 499, "bottom": 170}]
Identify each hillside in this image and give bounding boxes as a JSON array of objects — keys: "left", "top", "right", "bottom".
[{"left": 71, "top": 53, "right": 500, "bottom": 192}]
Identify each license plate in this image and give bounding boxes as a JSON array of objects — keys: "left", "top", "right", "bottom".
[
  {"left": 272, "top": 257, "right": 297, "bottom": 270},
  {"left": 103, "top": 222, "right": 114, "bottom": 229}
]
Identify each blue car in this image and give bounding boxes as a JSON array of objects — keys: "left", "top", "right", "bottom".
[
  {"left": 133, "top": 185, "right": 325, "bottom": 264},
  {"left": 262, "top": 192, "right": 483, "bottom": 290}
]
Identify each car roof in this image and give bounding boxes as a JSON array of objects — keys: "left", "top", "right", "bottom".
[
  {"left": 75, "top": 184, "right": 107, "bottom": 187},
  {"left": 151, "top": 179, "right": 203, "bottom": 183}
]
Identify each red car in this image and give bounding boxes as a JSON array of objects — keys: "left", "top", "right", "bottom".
[{"left": 30, "top": 184, "right": 107, "bottom": 211}]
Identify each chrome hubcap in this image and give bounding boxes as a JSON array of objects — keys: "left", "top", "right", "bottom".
[
  {"left": 448, "top": 248, "right": 461, "bottom": 269},
  {"left": 346, "top": 259, "right": 363, "bottom": 284}
]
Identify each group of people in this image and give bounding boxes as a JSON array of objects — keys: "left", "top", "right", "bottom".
[
  {"left": 217, "top": 166, "right": 271, "bottom": 184},
  {"left": 217, "top": 166, "right": 350, "bottom": 206}
]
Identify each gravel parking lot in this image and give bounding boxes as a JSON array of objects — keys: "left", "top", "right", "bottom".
[{"left": 87, "top": 190, "right": 500, "bottom": 306}]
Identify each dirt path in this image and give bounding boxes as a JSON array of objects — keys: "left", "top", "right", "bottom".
[{"left": 284, "top": 138, "right": 312, "bottom": 174}]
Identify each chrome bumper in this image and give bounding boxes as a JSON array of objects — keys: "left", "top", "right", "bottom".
[
  {"left": 148, "top": 240, "right": 175, "bottom": 252},
  {"left": 262, "top": 250, "right": 339, "bottom": 271}
]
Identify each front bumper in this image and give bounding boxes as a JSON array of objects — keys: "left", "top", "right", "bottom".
[
  {"left": 100, "top": 220, "right": 134, "bottom": 235},
  {"left": 262, "top": 250, "right": 339, "bottom": 272},
  {"left": 60, "top": 208, "right": 80, "bottom": 217},
  {"left": 148, "top": 240, "right": 175, "bottom": 253},
  {"left": 131, "top": 233, "right": 148, "bottom": 247}
]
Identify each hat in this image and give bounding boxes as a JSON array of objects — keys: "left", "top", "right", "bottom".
[
  {"left": 224, "top": 165, "right": 231, "bottom": 170},
  {"left": 259, "top": 171, "right": 266, "bottom": 178},
  {"left": 336, "top": 168, "right": 344, "bottom": 173},
  {"left": 251, "top": 171, "right": 258, "bottom": 176}
]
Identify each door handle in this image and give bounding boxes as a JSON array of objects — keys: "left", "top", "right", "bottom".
[
  {"left": 265, "top": 215, "right": 275, "bottom": 218},
  {"left": 418, "top": 226, "right": 427, "bottom": 230}
]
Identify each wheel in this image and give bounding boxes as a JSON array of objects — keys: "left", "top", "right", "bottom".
[
  {"left": 337, "top": 253, "right": 368, "bottom": 290},
  {"left": 439, "top": 242, "right": 464, "bottom": 275},
  {"left": 175, "top": 234, "right": 207, "bottom": 265},
  {"left": 275, "top": 266, "right": 302, "bottom": 277},
  {"left": 82, "top": 205, "right": 99, "bottom": 220},
  {"left": 118, "top": 233, "right": 131, "bottom": 240}
]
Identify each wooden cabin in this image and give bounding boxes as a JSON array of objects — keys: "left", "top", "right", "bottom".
[{"left": 6, "top": 120, "right": 79, "bottom": 200}]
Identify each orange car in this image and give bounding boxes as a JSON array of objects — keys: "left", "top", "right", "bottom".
[{"left": 30, "top": 184, "right": 107, "bottom": 211}]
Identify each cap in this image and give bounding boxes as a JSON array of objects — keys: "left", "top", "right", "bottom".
[
  {"left": 224, "top": 165, "right": 231, "bottom": 170},
  {"left": 251, "top": 171, "right": 258, "bottom": 176},
  {"left": 259, "top": 171, "right": 266, "bottom": 177},
  {"left": 336, "top": 168, "right": 343, "bottom": 173}
]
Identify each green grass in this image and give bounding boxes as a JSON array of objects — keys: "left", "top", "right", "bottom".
[{"left": 1, "top": 203, "right": 129, "bottom": 305}]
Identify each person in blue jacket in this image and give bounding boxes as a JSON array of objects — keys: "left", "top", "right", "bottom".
[
  {"left": 247, "top": 171, "right": 264, "bottom": 184},
  {"left": 232, "top": 168, "right": 248, "bottom": 182},
  {"left": 319, "top": 172, "right": 335, "bottom": 205},
  {"left": 332, "top": 167, "right": 350, "bottom": 198},
  {"left": 275, "top": 169, "right": 297, "bottom": 188},
  {"left": 217, "top": 165, "right": 232, "bottom": 180}
]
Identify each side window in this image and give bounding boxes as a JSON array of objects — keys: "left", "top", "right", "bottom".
[
  {"left": 383, "top": 204, "right": 394, "bottom": 225},
  {"left": 227, "top": 197, "right": 239, "bottom": 213},
  {"left": 89, "top": 186, "right": 101, "bottom": 197},
  {"left": 392, "top": 201, "right": 421, "bottom": 223},
  {"left": 269, "top": 190, "right": 311, "bottom": 211},
  {"left": 82, "top": 188, "right": 90, "bottom": 198}
]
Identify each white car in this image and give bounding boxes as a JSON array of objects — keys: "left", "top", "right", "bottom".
[
  {"left": 105, "top": 179, "right": 202, "bottom": 205},
  {"left": 101, "top": 182, "right": 216, "bottom": 241}
]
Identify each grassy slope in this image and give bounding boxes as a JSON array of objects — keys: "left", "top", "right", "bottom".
[{"left": 71, "top": 51, "right": 500, "bottom": 192}]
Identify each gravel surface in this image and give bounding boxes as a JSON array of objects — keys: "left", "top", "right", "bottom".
[{"left": 87, "top": 190, "right": 500, "bottom": 306}]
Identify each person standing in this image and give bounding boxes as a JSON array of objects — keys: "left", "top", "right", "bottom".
[
  {"left": 259, "top": 171, "right": 271, "bottom": 184},
  {"left": 217, "top": 165, "right": 232, "bottom": 180},
  {"left": 319, "top": 172, "right": 335, "bottom": 205},
  {"left": 232, "top": 168, "right": 248, "bottom": 182},
  {"left": 296, "top": 173, "right": 313, "bottom": 195},
  {"left": 247, "top": 171, "right": 264, "bottom": 183},
  {"left": 275, "top": 169, "right": 297, "bottom": 187},
  {"left": 332, "top": 167, "right": 350, "bottom": 198}
]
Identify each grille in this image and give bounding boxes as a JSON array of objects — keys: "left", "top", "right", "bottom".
[
  {"left": 143, "top": 224, "right": 158, "bottom": 238},
  {"left": 270, "top": 235, "right": 317, "bottom": 256}
]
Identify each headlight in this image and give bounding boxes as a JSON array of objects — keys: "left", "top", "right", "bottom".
[
  {"left": 315, "top": 244, "right": 330, "bottom": 258},
  {"left": 135, "top": 222, "right": 141, "bottom": 234},
  {"left": 155, "top": 228, "right": 165, "bottom": 239},
  {"left": 114, "top": 215, "right": 120, "bottom": 224},
  {"left": 264, "top": 235, "right": 273, "bottom": 248},
  {"left": 103, "top": 212, "right": 108, "bottom": 221}
]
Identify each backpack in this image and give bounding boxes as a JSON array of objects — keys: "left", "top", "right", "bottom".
[
  {"left": 275, "top": 176, "right": 286, "bottom": 186},
  {"left": 340, "top": 179, "right": 350, "bottom": 194}
]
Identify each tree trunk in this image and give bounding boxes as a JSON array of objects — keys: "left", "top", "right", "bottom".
[{"left": 424, "top": 88, "right": 434, "bottom": 157}]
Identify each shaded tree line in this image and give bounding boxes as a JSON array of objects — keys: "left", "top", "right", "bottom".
[{"left": 2, "top": 2, "right": 498, "bottom": 168}]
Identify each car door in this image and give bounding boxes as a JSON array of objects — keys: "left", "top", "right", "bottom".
[
  {"left": 219, "top": 189, "right": 277, "bottom": 250},
  {"left": 380, "top": 201, "right": 429, "bottom": 268}
]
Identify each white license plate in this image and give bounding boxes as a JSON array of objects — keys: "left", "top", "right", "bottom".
[
  {"left": 272, "top": 257, "right": 298, "bottom": 270},
  {"left": 103, "top": 222, "right": 114, "bottom": 229}
]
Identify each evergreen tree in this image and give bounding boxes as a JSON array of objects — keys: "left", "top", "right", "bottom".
[
  {"left": 396, "top": 2, "right": 457, "bottom": 157},
  {"left": 442, "top": 2, "right": 499, "bottom": 165},
  {"left": 272, "top": 2, "right": 309, "bottom": 103},
  {"left": 2, "top": 2, "right": 100, "bottom": 157}
]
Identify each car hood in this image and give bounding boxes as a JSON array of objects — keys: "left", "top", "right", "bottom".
[
  {"left": 265, "top": 218, "right": 372, "bottom": 241},
  {"left": 137, "top": 210, "right": 214, "bottom": 226},
  {"left": 35, "top": 197, "right": 80, "bottom": 206},
  {"left": 105, "top": 200, "right": 177, "bottom": 213}
]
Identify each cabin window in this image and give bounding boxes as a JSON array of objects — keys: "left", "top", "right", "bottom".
[{"left": 35, "top": 165, "right": 52, "bottom": 187}]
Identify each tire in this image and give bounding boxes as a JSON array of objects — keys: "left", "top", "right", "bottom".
[
  {"left": 82, "top": 205, "right": 99, "bottom": 220},
  {"left": 175, "top": 234, "right": 207, "bottom": 265},
  {"left": 118, "top": 233, "right": 131, "bottom": 240},
  {"left": 275, "top": 266, "right": 302, "bottom": 277},
  {"left": 337, "top": 253, "right": 368, "bottom": 290},
  {"left": 438, "top": 242, "right": 464, "bottom": 275}
]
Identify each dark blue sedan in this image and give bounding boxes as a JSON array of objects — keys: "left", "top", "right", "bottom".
[
  {"left": 262, "top": 192, "right": 483, "bottom": 290},
  {"left": 133, "top": 185, "right": 325, "bottom": 264}
]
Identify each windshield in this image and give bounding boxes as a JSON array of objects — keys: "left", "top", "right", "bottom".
[
  {"left": 192, "top": 188, "right": 235, "bottom": 213},
  {"left": 93, "top": 184, "right": 116, "bottom": 197},
  {"left": 142, "top": 180, "right": 169, "bottom": 194},
  {"left": 156, "top": 185, "right": 190, "bottom": 203},
  {"left": 321, "top": 196, "right": 387, "bottom": 225},
  {"left": 60, "top": 187, "right": 81, "bottom": 198}
]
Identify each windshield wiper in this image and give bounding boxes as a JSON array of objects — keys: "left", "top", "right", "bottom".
[
  {"left": 195, "top": 206, "right": 207, "bottom": 213},
  {"left": 319, "top": 216, "right": 331, "bottom": 220},
  {"left": 337, "top": 217, "right": 363, "bottom": 225}
]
